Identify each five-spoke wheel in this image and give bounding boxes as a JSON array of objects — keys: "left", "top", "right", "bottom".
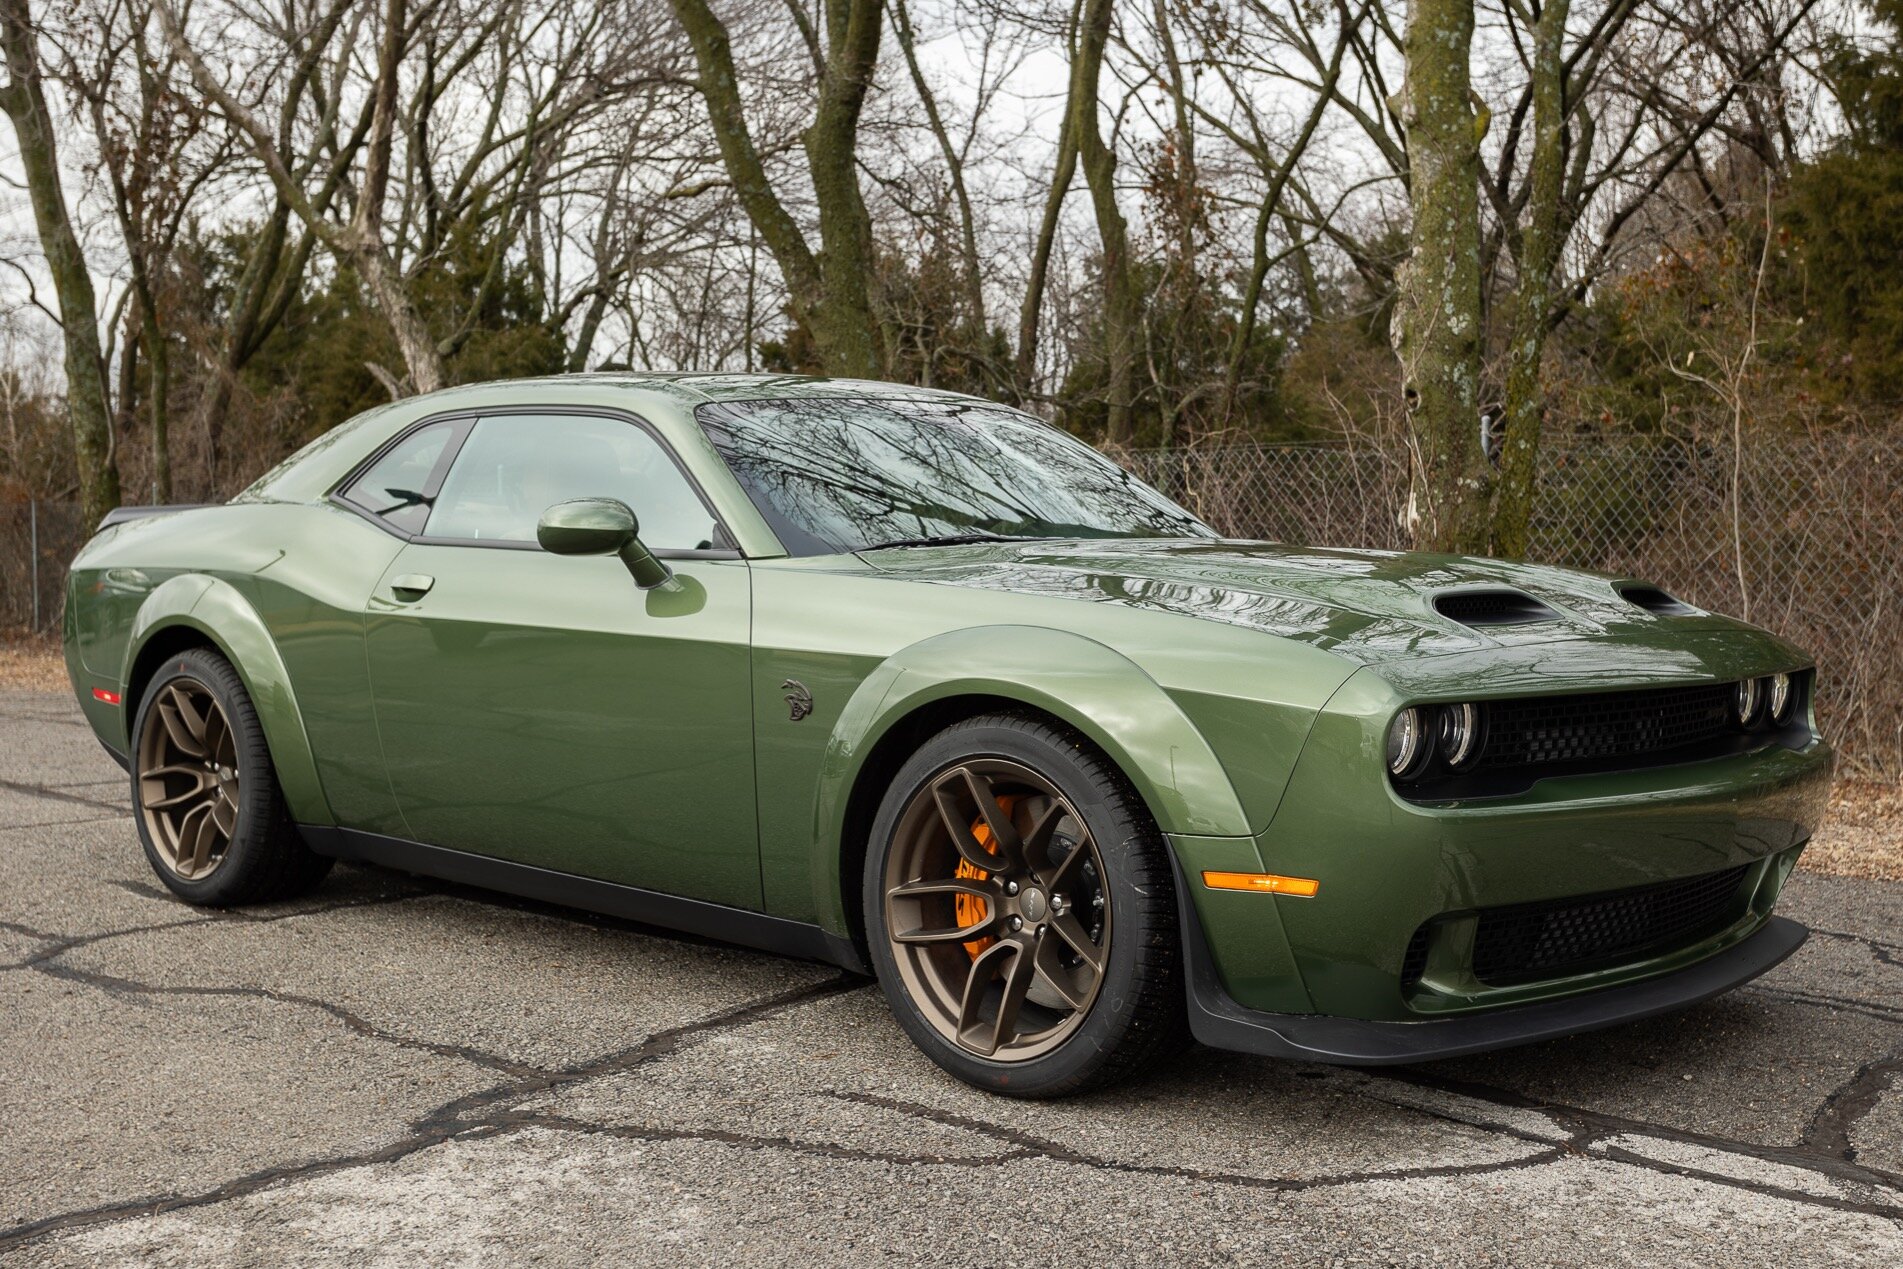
[
  {"left": 865, "top": 714, "right": 1186, "bottom": 1096},
  {"left": 130, "top": 647, "right": 332, "bottom": 905},
  {"left": 882, "top": 758, "right": 1111, "bottom": 1060},
  {"left": 137, "top": 677, "right": 241, "bottom": 880}
]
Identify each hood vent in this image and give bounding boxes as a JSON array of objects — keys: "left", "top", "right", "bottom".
[
  {"left": 1433, "top": 589, "right": 1559, "bottom": 627},
  {"left": 1619, "top": 585, "right": 1698, "bottom": 617}
]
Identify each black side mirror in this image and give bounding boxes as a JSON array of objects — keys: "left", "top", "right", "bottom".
[{"left": 536, "top": 498, "right": 676, "bottom": 590}]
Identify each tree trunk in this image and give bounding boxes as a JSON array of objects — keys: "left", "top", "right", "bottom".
[
  {"left": 802, "top": 0, "right": 884, "bottom": 378},
  {"left": 348, "top": 0, "right": 446, "bottom": 395},
  {"left": 0, "top": 0, "right": 120, "bottom": 523},
  {"left": 1490, "top": 0, "right": 1570, "bottom": 559},
  {"left": 892, "top": 0, "right": 985, "bottom": 348},
  {"left": 143, "top": 306, "right": 170, "bottom": 501},
  {"left": 1014, "top": 0, "right": 1084, "bottom": 401},
  {"left": 668, "top": 0, "right": 881, "bottom": 378},
  {"left": 1073, "top": 0, "right": 1139, "bottom": 445},
  {"left": 1393, "top": 0, "right": 1488, "bottom": 553}
]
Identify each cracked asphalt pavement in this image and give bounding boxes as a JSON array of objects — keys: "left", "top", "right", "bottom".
[{"left": 2, "top": 687, "right": 1900, "bottom": 1266}]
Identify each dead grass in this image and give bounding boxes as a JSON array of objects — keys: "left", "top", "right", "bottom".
[
  {"left": 0, "top": 632, "right": 66, "bottom": 691},
  {"left": 1803, "top": 779, "right": 1903, "bottom": 883}
]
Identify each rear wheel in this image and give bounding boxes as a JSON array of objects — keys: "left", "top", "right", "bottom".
[
  {"left": 131, "top": 647, "right": 332, "bottom": 905},
  {"left": 864, "top": 714, "right": 1186, "bottom": 1097}
]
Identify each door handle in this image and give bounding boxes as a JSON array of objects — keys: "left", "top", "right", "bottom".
[{"left": 389, "top": 573, "right": 435, "bottom": 599}]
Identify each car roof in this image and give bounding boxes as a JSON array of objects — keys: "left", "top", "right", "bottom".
[{"left": 488, "top": 371, "right": 996, "bottom": 408}]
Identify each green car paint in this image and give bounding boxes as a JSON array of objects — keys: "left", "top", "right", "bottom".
[{"left": 64, "top": 372, "right": 1832, "bottom": 1059}]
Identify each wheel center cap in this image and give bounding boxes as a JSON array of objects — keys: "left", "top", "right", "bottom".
[{"left": 1019, "top": 887, "right": 1048, "bottom": 922}]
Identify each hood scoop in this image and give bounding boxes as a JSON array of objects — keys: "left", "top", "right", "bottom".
[
  {"left": 1618, "top": 584, "right": 1699, "bottom": 617},
  {"left": 1433, "top": 588, "right": 1560, "bottom": 627}
]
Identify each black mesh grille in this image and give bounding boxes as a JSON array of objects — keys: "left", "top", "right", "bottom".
[
  {"left": 1481, "top": 683, "right": 1736, "bottom": 769},
  {"left": 1470, "top": 865, "right": 1751, "bottom": 986}
]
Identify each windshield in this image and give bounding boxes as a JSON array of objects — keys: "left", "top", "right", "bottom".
[{"left": 697, "top": 397, "right": 1213, "bottom": 556}]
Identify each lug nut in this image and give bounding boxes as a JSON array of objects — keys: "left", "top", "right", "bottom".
[
  {"left": 1005, "top": 881, "right": 1019, "bottom": 896},
  {"left": 1009, "top": 916, "right": 1023, "bottom": 931}
]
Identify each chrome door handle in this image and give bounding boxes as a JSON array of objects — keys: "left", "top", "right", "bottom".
[{"left": 390, "top": 573, "right": 435, "bottom": 599}]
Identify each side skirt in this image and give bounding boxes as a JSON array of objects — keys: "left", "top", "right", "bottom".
[{"left": 298, "top": 826, "right": 867, "bottom": 975}]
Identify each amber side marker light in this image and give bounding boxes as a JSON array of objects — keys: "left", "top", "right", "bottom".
[
  {"left": 91, "top": 688, "right": 121, "bottom": 705},
  {"left": 1201, "top": 871, "right": 1319, "bottom": 898}
]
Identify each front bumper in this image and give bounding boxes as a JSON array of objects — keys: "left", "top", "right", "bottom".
[
  {"left": 1180, "top": 867, "right": 1808, "bottom": 1063},
  {"left": 1170, "top": 654, "right": 1833, "bottom": 1033}
]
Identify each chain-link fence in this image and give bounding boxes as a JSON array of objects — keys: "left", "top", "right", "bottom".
[
  {"left": 0, "top": 500, "right": 84, "bottom": 637},
  {"left": 1126, "top": 434, "right": 1903, "bottom": 777},
  {"left": 7, "top": 432, "right": 1900, "bottom": 774}
]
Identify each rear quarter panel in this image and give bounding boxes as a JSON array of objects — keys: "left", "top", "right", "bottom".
[{"left": 66, "top": 502, "right": 406, "bottom": 829}]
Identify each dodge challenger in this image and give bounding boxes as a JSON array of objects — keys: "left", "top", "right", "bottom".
[{"left": 63, "top": 374, "right": 1831, "bottom": 1096}]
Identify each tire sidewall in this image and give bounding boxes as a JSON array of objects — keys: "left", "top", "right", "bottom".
[
  {"left": 863, "top": 718, "right": 1172, "bottom": 1096},
  {"left": 130, "top": 649, "right": 280, "bottom": 905}
]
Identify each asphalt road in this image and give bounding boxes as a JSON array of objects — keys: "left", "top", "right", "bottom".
[{"left": 2, "top": 687, "right": 1900, "bottom": 1266}]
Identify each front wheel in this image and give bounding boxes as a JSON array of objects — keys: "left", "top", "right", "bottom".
[{"left": 863, "top": 714, "right": 1186, "bottom": 1097}]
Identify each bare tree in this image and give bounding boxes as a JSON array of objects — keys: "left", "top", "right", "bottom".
[
  {"left": 1073, "top": 0, "right": 1139, "bottom": 443},
  {"left": 0, "top": 0, "right": 121, "bottom": 522},
  {"left": 1490, "top": 0, "right": 1571, "bottom": 558},
  {"left": 1393, "top": 0, "right": 1491, "bottom": 552},
  {"left": 667, "top": 0, "right": 885, "bottom": 376}
]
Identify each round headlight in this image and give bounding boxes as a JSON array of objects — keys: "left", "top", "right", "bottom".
[
  {"left": 1438, "top": 702, "right": 1484, "bottom": 769},
  {"left": 1387, "top": 707, "right": 1430, "bottom": 777},
  {"left": 1769, "top": 672, "right": 1795, "bottom": 724},
  {"left": 1734, "top": 678, "right": 1766, "bottom": 727}
]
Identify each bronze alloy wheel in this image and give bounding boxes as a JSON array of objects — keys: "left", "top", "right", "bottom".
[
  {"left": 136, "top": 677, "right": 242, "bottom": 881},
  {"left": 882, "top": 758, "right": 1111, "bottom": 1061}
]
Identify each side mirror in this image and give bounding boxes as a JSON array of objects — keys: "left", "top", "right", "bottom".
[{"left": 536, "top": 498, "right": 676, "bottom": 590}]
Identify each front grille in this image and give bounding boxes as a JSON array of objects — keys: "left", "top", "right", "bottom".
[
  {"left": 1481, "top": 682, "right": 1736, "bottom": 769},
  {"left": 1470, "top": 865, "right": 1751, "bottom": 986}
]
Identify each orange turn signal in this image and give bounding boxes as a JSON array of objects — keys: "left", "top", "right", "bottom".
[{"left": 1201, "top": 871, "right": 1319, "bottom": 898}]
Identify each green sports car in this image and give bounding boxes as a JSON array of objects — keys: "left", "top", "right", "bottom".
[{"left": 63, "top": 373, "right": 1831, "bottom": 1096}]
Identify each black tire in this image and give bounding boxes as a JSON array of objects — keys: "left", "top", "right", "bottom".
[
  {"left": 130, "top": 647, "right": 333, "bottom": 905},
  {"left": 863, "top": 713, "right": 1187, "bottom": 1097}
]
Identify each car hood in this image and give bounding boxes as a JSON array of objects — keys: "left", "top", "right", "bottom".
[{"left": 854, "top": 537, "right": 1757, "bottom": 666}]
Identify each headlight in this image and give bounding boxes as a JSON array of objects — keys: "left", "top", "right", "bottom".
[
  {"left": 1438, "top": 702, "right": 1484, "bottom": 769},
  {"left": 1387, "top": 707, "right": 1430, "bottom": 777},
  {"left": 1769, "top": 672, "right": 1795, "bottom": 723},
  {"left": 1734, "top": 678, "right": 1766, "bottom": 727}
]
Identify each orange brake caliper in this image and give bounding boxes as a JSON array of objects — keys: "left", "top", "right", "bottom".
[{"left": 955, "top": 795, "right": 1018, "bottom": 959}]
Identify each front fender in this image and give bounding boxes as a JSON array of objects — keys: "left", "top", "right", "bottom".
[
  {"left": 809, "top": 624, "right": 1256, "bottom": 934},
  {"left": 122, "top": 575, "right": 334, "bottom": 827}
]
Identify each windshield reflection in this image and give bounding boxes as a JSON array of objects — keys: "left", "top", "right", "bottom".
[{"left": 697, "top": 397, "right": 1212, "bottom": 556}]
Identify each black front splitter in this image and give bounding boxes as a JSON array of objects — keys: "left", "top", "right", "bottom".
[{"left": 1181, "top": 878, "right": 1807, "bottom": 1066}]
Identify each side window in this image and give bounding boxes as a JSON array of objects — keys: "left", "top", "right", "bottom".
[
  {"left": 340, "top": 420, "right": 461, "bottom": 534},
  {"left": 423, "top": 414, "right": 722, "bottom": 551}
]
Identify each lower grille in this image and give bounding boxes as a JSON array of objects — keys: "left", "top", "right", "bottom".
[
  {"left": 1470, "top": 865, "right": 1751, "bottom": 986},
  {"left": 1400, "top": 926, "right": 1431, "bottom": 989}
]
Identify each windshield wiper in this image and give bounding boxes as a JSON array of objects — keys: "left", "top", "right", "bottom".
[{"left": 857, "top": 532, "right": 1032, "bottom": 551}]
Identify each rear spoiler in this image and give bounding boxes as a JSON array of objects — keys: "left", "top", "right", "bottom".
[{"left": 96, "top": 504, "right": 218, "bottom": 533}]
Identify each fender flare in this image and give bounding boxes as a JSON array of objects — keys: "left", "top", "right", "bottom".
[
  {"left": 807, "top": 624, "right": 1254, "bottom": 935},
  {"left": 122, "top": 575, "right": 334, "bottom": 827}
]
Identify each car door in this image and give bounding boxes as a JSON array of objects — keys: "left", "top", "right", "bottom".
[{"left": 359, "top": 408, "right": 759, "bottom": 908}]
